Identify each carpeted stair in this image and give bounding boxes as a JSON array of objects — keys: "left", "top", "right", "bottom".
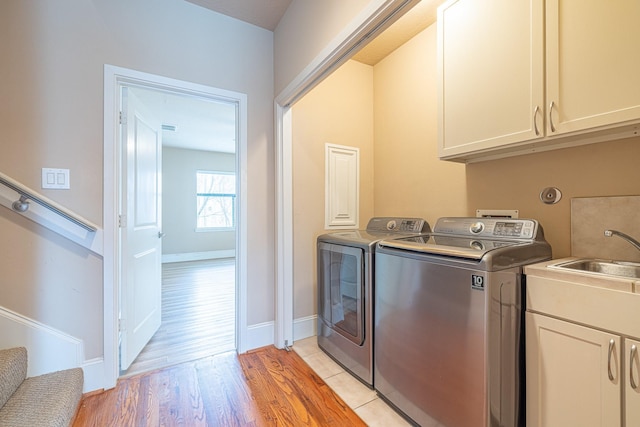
[{"left": 0, "top": 347, "right": 83, "bottom": 427}]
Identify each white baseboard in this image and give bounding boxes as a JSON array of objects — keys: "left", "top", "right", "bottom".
[
  {"left": 162, "top": 250, "right": 235, "bottom": 263},
  {"left": 81, "top": 358, "right": 105, "bottom": 393},
  {"left": 242, "top": 315, "right": 317, "bottom": 352},
  {"left": 293, "top": 315, "right": 317, "bottom": 341},
  {"left": 244, "top": 321, "right": 274, "bottom": 351},
  {"left": 0, "top": 305, "right": 84, "bottom": 376}
]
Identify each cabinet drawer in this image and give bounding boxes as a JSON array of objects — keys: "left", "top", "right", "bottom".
[{"left": 526, "top": 275, "right": 640, "bottom": 339}]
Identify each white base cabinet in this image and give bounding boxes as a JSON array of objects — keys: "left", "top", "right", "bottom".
[
  {"left": 525, "top": 268, "right": 640, "bottom": 427},
  {"left": 627, "top": 338, "right": 640, "bottom": 426},
  {"left": 526, "top": 312, "right": 621, "bottom": 427}
]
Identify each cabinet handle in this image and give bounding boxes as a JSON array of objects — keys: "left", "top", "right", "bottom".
[
  {"left": 549, "top": 101, "right": 556, "bottom": 132},
  {"left": 631, "top": 345, "right": 638, "bottom": 390},
  {"left": 608, "top": 339, "right": 615, "bottom": 381},
  {"left": 533, "top": 106, "right": 540, "bottom": 136}
]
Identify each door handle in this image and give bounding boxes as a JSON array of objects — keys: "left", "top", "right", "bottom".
[
  {"left": 158, "top": 231, "right": 165, "bottom": 238},
  {"left": 533, "top": 105, "right": 540, "bottom": 136},
  {"left": 607, "top": 339, "right": 615, "bottom": 381},
  {"left": 549, "top": 101, "right": 557, "bottom": 132},
  {"left": 631, "top": 344, "right": 638, "bottom": 390}
]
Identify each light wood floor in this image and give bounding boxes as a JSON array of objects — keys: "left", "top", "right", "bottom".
[
  {"left": 74, "top": 346, "right": 366, "bottom": 426},
  {"left": 123, "top": 259, "right": 236, "bottom": 377}
]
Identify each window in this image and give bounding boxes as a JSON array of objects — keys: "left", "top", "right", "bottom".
[{"left": 196, "top": 171, "right": 236, "bottom": 230}]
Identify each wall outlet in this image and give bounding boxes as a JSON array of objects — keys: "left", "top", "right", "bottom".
[{"left": 42, "top": 168, "right": 70, "bottom": 189}]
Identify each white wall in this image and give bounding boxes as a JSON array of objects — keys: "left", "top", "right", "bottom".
[
  {"left": 0, "top": 0, "right": 274, "bottom": 364},
  {"left": 162, "top": 147, "right": 235, "bottom": 257}
]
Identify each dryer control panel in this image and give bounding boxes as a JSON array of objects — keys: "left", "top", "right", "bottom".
[{"left": 366, "top": 217, "right": 430, "bottom": 234}]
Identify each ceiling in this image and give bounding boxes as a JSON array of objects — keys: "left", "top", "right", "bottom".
[
  {"left": 131, "top": 86, "right": 238, "bottom": 154},
  {"left": 140, "top": 0, "right": 441, "bottom": 154},
  {"left": 185, "top": 0, "right": 293, "bottom": 31}
]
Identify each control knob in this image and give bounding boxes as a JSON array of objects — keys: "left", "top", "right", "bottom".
[{"left": 470, "top": 222, "right": 485, "bottom": 234}]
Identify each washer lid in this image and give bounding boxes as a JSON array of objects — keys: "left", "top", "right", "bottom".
[
  {"left": 378, "top": 234, "right": 527, "bottom": 259},
  {"left": 377, "top": 217, "right": 548, "bottom": 261}
]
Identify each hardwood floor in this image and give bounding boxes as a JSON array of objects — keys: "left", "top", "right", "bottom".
[
  {"left": 74, "top": 346, "right": 366, "bottom": 426},
  {"left": 123, "top": 259, "right": 236, "bottom": 377}
]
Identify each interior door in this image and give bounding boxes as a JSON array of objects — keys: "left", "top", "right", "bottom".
[{"left": 120, "top": 87, "right": 163, "bottom": 371}]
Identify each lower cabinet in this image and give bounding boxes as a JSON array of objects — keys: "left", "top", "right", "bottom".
[
  {"left": 526, "top": 312, "right": 621, "bottom": 427},
  {"left": 627, "top": 338, "right": 640, "bottom": 426}
]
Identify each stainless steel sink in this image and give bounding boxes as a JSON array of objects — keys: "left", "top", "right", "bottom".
[{"left": 551, "top": 259, "right": 640, "bottom": 279}]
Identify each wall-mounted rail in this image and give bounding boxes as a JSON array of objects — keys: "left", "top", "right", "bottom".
[
  {"left": 0, "top": 171, "right": 102, "bottom": 256},
  {"left": 0, "top": 172, "right": 97, "bottom": 232}
]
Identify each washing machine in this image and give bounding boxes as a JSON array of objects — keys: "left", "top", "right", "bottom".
[{"left": 375, "top": 217, "right": 552, "bottom": 426}]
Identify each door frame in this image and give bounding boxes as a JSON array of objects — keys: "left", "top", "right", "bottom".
[
  {"left": 103, "top": 65, "right": 248, "bottom": 389},
  {"left": 273, "top": 0, "right": 419, "bottom": 348}
]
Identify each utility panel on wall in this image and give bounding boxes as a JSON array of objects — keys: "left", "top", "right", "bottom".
[{"left": 325, "top": 143, "right": 359, "bottom": 229}]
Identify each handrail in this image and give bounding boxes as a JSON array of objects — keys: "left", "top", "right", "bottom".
[{"left": 0, "top": 171, "right": 98, "bottom": 232}]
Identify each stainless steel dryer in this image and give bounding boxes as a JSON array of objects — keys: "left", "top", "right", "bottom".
[
  {"left": 374, "top": 217, "right": 552, "bottom": 427},
  {"left": 317, "top": 217, "right": 430, "bottom": 387}
]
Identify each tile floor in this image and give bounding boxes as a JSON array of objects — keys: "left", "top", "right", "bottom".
[{"left": 292, "top": 336, "right": 412, "bottom": 427}]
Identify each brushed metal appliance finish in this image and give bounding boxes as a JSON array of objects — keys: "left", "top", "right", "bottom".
[
  {"left": 374, "top": 217, "right": 551, "bottom": 427},
  {"left": 317, "top": 217, "right": 429, "bottom": 388}
]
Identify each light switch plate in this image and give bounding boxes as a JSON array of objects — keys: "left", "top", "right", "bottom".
[{"left": 42, "top": 168, "right": 70, "bottom": 189}]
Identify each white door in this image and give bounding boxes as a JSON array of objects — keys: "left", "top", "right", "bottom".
[
  {"left": 120, "top": 87, "right": 163, "bottom": 371},
  {"left": 526, "top": 312, "right": 621, "bottom": 427}
]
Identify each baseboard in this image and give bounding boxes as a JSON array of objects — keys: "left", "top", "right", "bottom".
[
  {"left": 0, "top": 305, "right": 84, "bottom": 377},
  {"left": 243, "top": 315, "right": 317, "bottom": 352},
  {"left": 81, "top": 358, "right": 105, "bottom": 393},
  {"left": 162, "top": 250, "right": 235, "bottom": 263},
  {"left": 244, "top": 321, "right": 274, "bottom": 351},
  {"left": 293, "top": 315, "right": 317, "bottom": 341}
]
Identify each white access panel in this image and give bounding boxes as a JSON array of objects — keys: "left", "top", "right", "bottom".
[{"left": 325, "top": 143, "right": 359, "bottom": 229}]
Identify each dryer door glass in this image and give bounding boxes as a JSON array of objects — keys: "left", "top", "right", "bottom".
[{"left": 318, "top": 243, "right": 364, "bottom": 345}]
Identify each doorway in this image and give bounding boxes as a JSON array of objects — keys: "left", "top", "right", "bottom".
[
  {"left": 119, "top": 85, "right": 240, "bottom": 376},
  {"left": 103, "top": 65, "right": 248, "bottom": 388}
]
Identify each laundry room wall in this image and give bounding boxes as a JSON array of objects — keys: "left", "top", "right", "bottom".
[
  {"left": 372, "top": 24, "right": 467, "bottom": 225},
  {"left": 465, "top": 137, "right": 640, "bottom": 258},
  {"left": 292, "top": 60, "right": 375, "bottom": 324}
]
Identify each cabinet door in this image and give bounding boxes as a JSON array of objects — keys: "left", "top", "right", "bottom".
[
  {"left": 546, "top": 0, "right": 640, "bottom": 135},
  {"left": 526, "top": 312, "right": 621, "bottom": 427},
  {"left": 438, "top": 0, "right": 544, "bottom": 159},
  {"left": 627, "top": 338, "right": 640, "bottom": 426}
]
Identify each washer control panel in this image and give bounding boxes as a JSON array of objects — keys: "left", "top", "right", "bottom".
[{"left": 434, "top": 218, "right": 538, "bottom": 240}]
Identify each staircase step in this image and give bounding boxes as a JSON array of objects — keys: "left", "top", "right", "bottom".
[
  {"left": 0, "top": 367, "right": 83, "bottom": 427},
  {"left": 0, "top": 347, "right": 27, "bottom": 409}
]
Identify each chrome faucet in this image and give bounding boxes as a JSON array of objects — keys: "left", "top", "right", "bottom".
[{"left": 604, "top": 229, "right": 640, "bottom": 252}]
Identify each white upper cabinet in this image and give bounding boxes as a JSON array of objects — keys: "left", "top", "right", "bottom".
[
  {"left": 546, "top": 0, "right": 640, "bottom": 135},
  {"left": 438, "top": 0, "right": 640, "bottom": 162},
  {"left": 438, "top": 0, "right": 544, "bottom": 159}
]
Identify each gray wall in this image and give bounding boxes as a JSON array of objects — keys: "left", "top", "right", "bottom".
[
  {"left": 0, "top": 0, "right": 274, "bottom": 360},
  {"left": 162, "top": 147, "right": 235, "bottom": 256}
]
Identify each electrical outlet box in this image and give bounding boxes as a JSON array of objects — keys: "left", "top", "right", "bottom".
[{"left": 42, "top": 168, "right": 70, "bottom": 189}]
